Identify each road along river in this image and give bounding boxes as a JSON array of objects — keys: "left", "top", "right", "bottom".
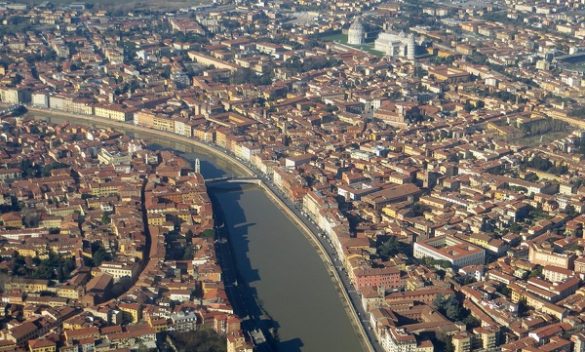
[{"left": 29, "top": 112, "right": 366, "bottom": 352}]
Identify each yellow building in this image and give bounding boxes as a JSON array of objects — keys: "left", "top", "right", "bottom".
[
  {"left": 302, "top": 191, "right": 328, "bottom": 221},
  {"left": 56, "top": 285, "right": 83, "bottom": 300},
  {"left": 89, "top": 184, "right": 120, "bottom": 197},
  {"left": 99, "top": 262, "right": 137, "bottom": 282},
  {"left": 419, "top": 196, "right": 448, "bottom": 210},
  {"left": 1, "top": 212, "right": 23, "bottom": 228},
  {"left": 64, "top": 99, "right": 93, "bottom": 115},
  {"left": 187, "top": 51, "right": 238, "bottom": 72},
  {"left": 510, "top": 285, "right": 566, "bottom": 320},
  {"left": 193, "top": 128, "right": 214, "bottom": 142},
  {"left": 5, "top": 278, "right": 49, "bottom": 293},
  {"left": 474, "top": 327, "right": 498, "bottom": 350},
  {"left": 94, "top": 104, "right": 132, "bottom": 122},
  {"left": 452, "top": 332, "right": 471, "bottom": 352},
  {"left": 120, "top": 303, "right": 142, "bottom": 323},
  {"left": 528, "top": 242, "right": 574, "bottom": 269},
  {"left": 40, "top": 217, "right": 62, "bottom": 229},
  {"left": 152, "top": 115, "right": 175, "bottom": 132},
  {"left": 16, "top": 247, "right": 39, "bottom": 258},
  {"left": 148, "top": 214, "right": 165, "bottom": 226},
  {"left": 134, "top": 111, "right": 155, "bottom": 129},
  {"left": 227, "top": 333, "right": 253, "bottom": 352},
  {"left": 381, "top": 205, "right": 398, "bottom": 219},
  {"left": 28, "top": 338, "right": 56, "bottom": 352},
  {"left": 146, "top": 316, "right": 169, "bottom": 333},
  {"left": 460, "top": 22, "right": 477, "bottom": 33},
  {"left": 214, "top": 129, "right": 230, "bottom": 148}
]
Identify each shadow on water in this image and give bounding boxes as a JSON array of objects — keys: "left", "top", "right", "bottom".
[
  {"left": 279, "top": 339, "right": 304, "bottom": 352},
  {"left": 35, "top": 116, "right": 362, "bottom": 352},
  {"left": 209, "top": 183, "right": 304, "bottom": 352}
]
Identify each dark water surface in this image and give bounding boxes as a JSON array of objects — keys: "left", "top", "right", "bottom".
[{"left": 38, "top": 115, "right": 364, "bottom": 352}]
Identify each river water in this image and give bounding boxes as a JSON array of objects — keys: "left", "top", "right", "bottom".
[{"left": 36, "top": 115, "right": 364, "bottom": 352}]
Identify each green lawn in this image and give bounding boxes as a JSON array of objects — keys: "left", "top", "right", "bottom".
[
  {"left": 321, "top": 33, "right": 347, "bottom": 43},
  {"left": 320, "top": 33, "right": 385, "bottom": 57},
  {"left": 563, "top": 62, "right": 585, "bottom": 73}
]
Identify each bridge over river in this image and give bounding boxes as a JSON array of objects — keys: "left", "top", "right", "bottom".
[{"left": 204, "top": 176, "right": 261, "bottom": 185}]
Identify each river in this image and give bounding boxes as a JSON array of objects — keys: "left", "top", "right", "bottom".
[{"left": 35, "top": 115, "right": 364, "bottom": 352}]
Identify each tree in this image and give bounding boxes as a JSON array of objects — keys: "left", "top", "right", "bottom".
[
  {"left": 92, "top": 244, "right": 111, "bottom": 267},
  {"left": 101, "top": 213, "right": 111, "bottom": 225},
  {"left": 230, "top": 68, "right": 272, "bottom": 85},
  {"left": 509, "top": 222, "right": 523, "bottom": 233},
  {"left": 182, "top": 244, "right": 194, "bottom": 261},
  {"left": 517, "top": 297, "right": 529, "bottom": 316},
  {"left": 136, "top": 343, "right": 151, "bottom": 352},
  {"left": 201, "top": 229, "right": 215, "bottom": 238},
  {"left": 405, "top": 107, "right": 425, "bottom": 123},
  {"left": 170, "top": 329, "right": 226, "bottom": 352},
  {"left": 463, "top": 315, "right": 480, "bottom": 328},
  {"left": 528, "top": 266, "right": 542, "bottom": 278},
  {"left": 42, "top": 162, "right": 69, "bottom": 177},
  {"left": 284, "top": 56, "right": 341, "bottom": 74},
  {"left": 325, "top": 104, "right": 338, "bottom": 113},
  {"left": 20, "top": 159, "right": 42, "bottom": 178},
  {"left": 565, "top": 205, "right": 577, "bottom": 217},
  {"left": 526, "top": 156, "right": 552, "bottom": 172},
  {"left": 111, "top": 276, "right": 133, "bottom": 299},
  {"left": 221, "top": 19, "right": 241, "bottom": 31},
  {"left": 579, "top": 138, "right": 585, "bottom": 156},
  {"left": 15, "top": 251, "right": 77, "bottom": 282},
  {"left": 524, "top": 172, "right": 539, "bottom": 182},
  {"left": 498, "top": 285, "right": 511, "bottom": 297},
  {"left": 411, "top": 202, "right": 430, "bottom": 217},
  {"left": 161, "top": 65, "right": 172, "bottom": 79},
  {"left": 434, "top": 294, "right": 466, "bottom": 321},
  {"left": 420, "top": 257, "right": 452, "bottom": 269},
  {"left": 443, "top": 340, "right": 455, "bottom": 352},
  {"left": 434, "top": 330, "right": 455, "bottom": 352},
  {"left": 10, "top": 253, "right": 28, "bottom": 276},
  {"left": 376, "top": 237, "right": 401, "bottom": 260},
  {"left": 22, "top": 212, "right": 39, "bottom": 228}
]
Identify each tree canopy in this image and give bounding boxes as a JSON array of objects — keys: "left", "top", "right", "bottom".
[
  {"left": 170, "top": 329, "right": 226, "bottom": 352},
  {"left": 376, "top": 236, "right": 403, "bottom": 261},
  {"left": 230, "top": 68, "right": 272, "bottom": 85}
]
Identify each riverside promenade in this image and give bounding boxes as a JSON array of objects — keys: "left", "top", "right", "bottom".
[{"left": 26, "top": 107, "right": 379, "bottom": 352}]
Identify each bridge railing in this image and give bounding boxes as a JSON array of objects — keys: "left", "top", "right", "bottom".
[{"left": 204, "top": 176, "right": 260, "bottom": 184}]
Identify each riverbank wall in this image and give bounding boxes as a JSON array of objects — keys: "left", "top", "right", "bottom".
[
  {"left": 27, "top": 108, "right": 254, "bottom": 178},
  {"left": 26, "top": 108, "right": 374, "bottom": 352}
]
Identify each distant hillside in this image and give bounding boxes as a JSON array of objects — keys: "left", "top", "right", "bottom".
[{"left": 11, "top": 0, "right": 208, "bottom": 11}]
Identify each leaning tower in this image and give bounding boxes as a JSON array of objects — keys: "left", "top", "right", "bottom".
[{"left": 406, "top": 33, "right": 416, "bottom": 61}]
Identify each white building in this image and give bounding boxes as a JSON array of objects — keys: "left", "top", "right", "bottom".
[
  {"left": 170, "top": 311, "right": 198, "bottom": 332},
  {"left": 375, "top": 31, "right": 415, "bottom": 60},
  {"left": 382, "top": 327, "right": 418, "bottom": 352},
  {"left": 413, "top": 235, "right": 485, "bottom": 268},
  {"left": 348, "top": 19, "right": 364, "bottom": 45},
  {"left": 31, "top": 92, "right": 49, "bottom": 108},
  {"left": 97, "top": 149, "right": 131, "bottom": 166},
  {"left": 0, "top": 88, "right": 23, "bottom": 104},
  {"left": 98, "top": 261, "right": 138, "bottom": 282}
]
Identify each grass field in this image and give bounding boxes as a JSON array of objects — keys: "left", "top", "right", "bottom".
[
  {"left": 516, "top": 131, "right": 573, "bottom": 147},
  {"left": 562, "top": 62, "right": 585, "bottom": 73},
  {"left": 486, "top": 128, "right": 572, "bottom": 147},
  {"left": 320, "top": 33, "right": 385, "bottom": 57}
]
